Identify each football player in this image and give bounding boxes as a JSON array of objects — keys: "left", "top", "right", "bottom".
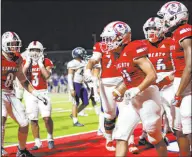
[
  {"left": 98, "top": 21, "right": 168, "bottom": 156},
  {"left": 84, "top": 55, "right": 107, "bottom": 135},
  {"left": 23, "top": 41, "right": 55, "bottom": 150},
  {"left": 84, "top": 22, "right": 126, "bottom": 151},
  {"left": 67, "top": 47, "right": 88, "bottom": 126},
  {"left": 158, "top": 1, "right": 192, "bottom": 156},
  {"left": 142, "top": 16, "right": 175, "bottom": 140},
  {"left": 2, "top": 31, "right": 47, "bottom": 157},
  {"left": 84, "top": 55, "right": 101, "bottom": 115}
]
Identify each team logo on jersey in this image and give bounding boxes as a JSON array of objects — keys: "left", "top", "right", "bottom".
[
  {"left": 123, "top": 53, "right": 127, "bottom": 56},
  {"left": 160, "top": 44, "right": 166, "bottom": 48}
]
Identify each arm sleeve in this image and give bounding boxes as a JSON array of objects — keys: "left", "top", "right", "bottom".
[{"left": 68, "top": 73, "right": 74, "bottom": 90}]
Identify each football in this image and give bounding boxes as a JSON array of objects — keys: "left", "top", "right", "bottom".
[{"left": 112, "top": 81, "right": 127, "bottom": 98}]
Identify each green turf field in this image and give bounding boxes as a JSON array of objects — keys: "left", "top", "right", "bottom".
[{"left": 4, "top": 93, "right": 99, "bottom": 146}]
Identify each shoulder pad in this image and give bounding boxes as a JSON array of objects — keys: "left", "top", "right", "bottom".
[{"left": 67, "top": 59, "right": 82, "bottom": 69}]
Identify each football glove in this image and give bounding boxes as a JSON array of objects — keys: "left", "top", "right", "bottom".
[
  {"left": 124, "top": 87, "right": 140, "bottom": 104},
  {"left": 171, "top": 95, "right": 182, "bottom": 108},
  {"left": 32, "top": 90, "right": 48, "bottom": 105},
  {"left": 84, "top": 69, "right": 92, "bottom": 82}
]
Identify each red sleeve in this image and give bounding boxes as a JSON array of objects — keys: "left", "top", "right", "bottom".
[
  {"left": 44, "top": 58, "right": 54, "bottom": 68},
  {"left": 93, "top": 42, "right": 102, "bottom": 54},
  {"left": 175, "top": 24, "right": 192, "bottom": 43},
  {"left": 131, "top": 40, "right": 148, "bottom": 60}
]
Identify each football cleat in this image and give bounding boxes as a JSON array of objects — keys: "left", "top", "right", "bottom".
[
  {"left": 16, "top": 148, "right": 35, "bottom": 157},
  {"left": 128, "top": 143, "right": 139, "bottom": 154},
  {"left": 138, "top": 138, "right": 154, "bottom": 148},
  {"left": 48, "top": 140, "right": 55, "bottom": 149},
  {"left": 78, "top": 111, "right": 88, "bottom": 117},
  {"left": 73, "top": 121, "right": 84, "bottom": 127},
  {"left": 106, "top": 140, "right": 116, "bottom": 151},
  {"left": 30, "top": 144, "right": 42, "bottom": 151},
  {"left": 1, "top": 147, "right": 8, "bottom": 156},
  {"left": 30, "top": 140, "right": 42, "bottom": 150},
  {"left": 97, "top": 128, "right": 104, "bottom": 136}
]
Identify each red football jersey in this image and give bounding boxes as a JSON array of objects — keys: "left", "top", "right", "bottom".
[
  {"left": 171, "top": 24, "right": 192, "bottom": 77},
  {"left": 2, "top": 52, "right": 22, "bottom": 90},
  {"left": 93, "top": 42, "right": 121, "bottom": 78},
  {"left": 116, "top": 40, "right": 148, "bottom": 89},
  {"left": 143, "top": 38, "right": 174, "bottom": 73},
  {"left": 24, "top": 58, "right": 54, "bottom": 90}
]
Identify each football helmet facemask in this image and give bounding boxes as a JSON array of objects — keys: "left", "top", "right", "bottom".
[
  {"left": 26, "top": 41, "right": 45, "bottom": 62},
  {"left": 2, "top": 31, "right": 22, "bottom": 61},
  {"left": 143, "top": 17, "right": 164, "bottom": 43}
]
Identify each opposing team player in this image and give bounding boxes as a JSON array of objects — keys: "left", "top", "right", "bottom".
[
  {"left": 142, "top": 16, "right": 175, "bottom": 137},
  {"left": 67, "top": 47, "right": 88, "bottom": 126},
  {"left": 84, "top": 55, "right": 101, "bottom": 115},
  {"left": 2, "top": 31, "right": 47, "bottom": 157},
  {"left": 98, "top": 21, "right": 168, "bottom": 156},
  {"left": 23, "top": 41, "right": 55, "bottom": 150},
  {"left": 84, "top": 21, "right": 138, "bottom": 152},
  {"left": 84, "top": 55, "right": 105, "bottom": 135},
  {"left": 158, "top": 1, "right": 192, "bottom": 156}
]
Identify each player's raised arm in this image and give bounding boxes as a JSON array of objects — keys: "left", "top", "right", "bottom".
[
  {"left": 38, "top": 57, "right": 52, "bottom": 80},
  {"left": 84, "top": 43, "right": 101, "bottom": 82}
]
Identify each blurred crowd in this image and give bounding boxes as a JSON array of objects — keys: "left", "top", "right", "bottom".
[{"left": 48, "top": 73, "right": 68, "bottom": 93}]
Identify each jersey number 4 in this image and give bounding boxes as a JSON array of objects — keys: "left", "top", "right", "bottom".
[
  {"left": 156, "top": 59, "right": 166, "bottom": 70},
  {"left": 121, "top": 69, "right": 132, "bottom": 82}
]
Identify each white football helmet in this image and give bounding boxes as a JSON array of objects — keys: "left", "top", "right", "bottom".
[
  {"left": 157, "top": 1, "right": 189, "bottom": 33},
  {"left": 2, "top": 31, "right": 22, "bottom": 53},
  {"left": 143, "top": 17, "right": 164, "bottom": 43},
  {"left": 2, "top": 31, "right": 22, "bottom": 61},
  {"left": 26, "top": 41, "right": 45, "bottom": 61},
  {"left": 100, "top": 21, "right": 131, "bottom": 52}
]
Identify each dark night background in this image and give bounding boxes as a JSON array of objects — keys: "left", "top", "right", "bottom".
[{"left": 2, "top": 0, "right": 191, "bottom": 51}]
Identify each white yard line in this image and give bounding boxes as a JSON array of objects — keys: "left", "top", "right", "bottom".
[{"left": 4, "top": 130, "right": 97, "bottom": 148}]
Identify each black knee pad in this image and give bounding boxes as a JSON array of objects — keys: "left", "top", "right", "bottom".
[{"left": 104, "top": 118, "right": 116, "bottom": 131}]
